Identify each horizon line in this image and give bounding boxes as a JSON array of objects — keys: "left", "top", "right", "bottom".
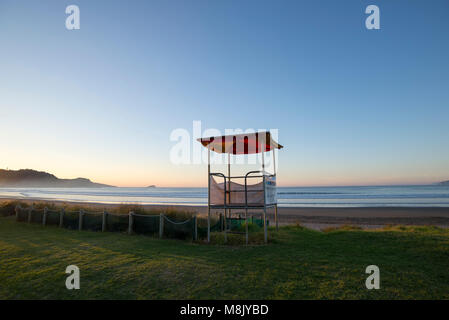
[{"left": 107, "top": 182, "right": 444, "bottom": 188}]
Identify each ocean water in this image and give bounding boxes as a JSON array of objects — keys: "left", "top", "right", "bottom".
[{"left": 0, "top": 185, "right": 448, "bottom": 207}]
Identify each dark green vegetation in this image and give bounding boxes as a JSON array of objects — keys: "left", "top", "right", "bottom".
[
  {"left": 4, "top": 201, "right": 196, "bottom": 221},
  {"left": 1, "top": 212, "right": 448, "bottom": 299},
  {"left": 0, "top": 200, "right": 21, "bottom": 217},
  {"left": 10, "top": 201, "right": 225, "bottom": 241},
  {"left": 8, "top": 200, "right": 266, "bottom": 242}
]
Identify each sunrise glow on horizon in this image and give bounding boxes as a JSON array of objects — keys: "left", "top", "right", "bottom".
[{"left": 1, "top": 1, "right": 448, "bottom": 188}]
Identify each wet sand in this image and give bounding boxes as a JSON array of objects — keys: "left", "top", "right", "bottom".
[{"left": 2, "top": 198, "right": 449, "bottom": 230}]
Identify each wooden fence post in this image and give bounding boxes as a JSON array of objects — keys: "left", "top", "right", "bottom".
[
  {"left": 193, "top": 216, "right": 198, "bottom": 241},
  {"left": 43, "top": 207, "right": 48, "bottom": 226},
  {"left": 59, "top": 208, "right": 64, "bottom": 227},
  {"left": 27, "top": 207, "right": 32, "bottom": 223},
  {"left": 15, "top": 205, "right": 19, "bottom": 221},
  {"left": 159, "top": 213, "right": 164, "bottom": 239},
  {"left": 78, "top": 210, "right": 84, "bottom": 231},
  {"left": 102, "top": 210, "right": 107, "bottom": 232},
  {"left": 128, "top": 211, "right": 134, "bottom": 235}
]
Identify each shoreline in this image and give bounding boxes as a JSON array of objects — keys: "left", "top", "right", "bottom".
[{"left": 1, "top": 197, "right": 449, "bottom": 230}]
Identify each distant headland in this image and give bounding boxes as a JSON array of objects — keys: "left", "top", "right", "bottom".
[
  {"left": 0, "top": 169, "right": 113, "bottom": 188},
  {"left": 439, "top": 180, "right": 449, "bottom": 186}
]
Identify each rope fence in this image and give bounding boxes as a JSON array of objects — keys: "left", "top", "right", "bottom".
[{"left": 13, "top": 205, "right": 201, "bottom": 241}]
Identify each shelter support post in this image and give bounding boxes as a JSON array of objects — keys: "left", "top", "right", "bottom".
[
  {"left": 275, "top": 205, "right": 278, "bottom": 231},
  {"left": 262, "top": 148, "right": 265, "bottom": 172},
  {"left": 207, "top": 210, "right": 210, "bottom": 243},
  {"left": 263, "top": 207, "right": 267, "bottom": 244},
  {"left": 273, "top": 149, "right": 278, "bottom": 231},
  {"left": 245, "top": 209, "right": 248, "bottom": 245},
  {"left": 225, "top": 153, "right": 230, "bottom": 243},
  {"left": 263, "top": 149, "right": 267, "bottom": 243},
  {"left": 224, "top": 209, "right": 227, "bottom": 243},
  {"left": 207, "top": 149, "right": 211, "bottom": 243}
]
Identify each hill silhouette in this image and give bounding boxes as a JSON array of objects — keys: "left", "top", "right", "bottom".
[{"left": 0, "top": 169, "right": 113, "bottom": 188}]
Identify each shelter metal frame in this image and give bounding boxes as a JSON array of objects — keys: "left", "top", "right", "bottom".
[{"left": 200, "top": 132, "right": 282, "bottom": 244}]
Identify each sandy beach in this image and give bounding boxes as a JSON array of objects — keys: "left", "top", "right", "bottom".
[
  {"left": 166, "top": 205, "right": 449, "bottom": 230},
  {"left": 3, "top": 198, "right": 449, "bottom": 230}
]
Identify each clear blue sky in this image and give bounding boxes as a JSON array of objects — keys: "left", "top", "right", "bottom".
[{"left": 1, "top": 0, "right": 448, "bottom": 187}]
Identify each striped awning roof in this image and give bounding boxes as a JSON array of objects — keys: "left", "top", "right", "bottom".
[{"left": 197, "top": 131, "right": 283, "bottom": 154}]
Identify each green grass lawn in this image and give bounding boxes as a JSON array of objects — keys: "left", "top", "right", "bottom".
[{"left": 0, "top": 216, "right": 448, "bottom": 299}]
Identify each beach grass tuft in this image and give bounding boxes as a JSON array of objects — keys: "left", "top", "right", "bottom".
[{"left": 322, "top": 224, "right": 363, "bottom": 233}]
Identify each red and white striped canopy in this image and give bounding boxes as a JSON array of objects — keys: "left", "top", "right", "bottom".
[{"left": 197, "top": 131, "right": 283, "bottom": 155}]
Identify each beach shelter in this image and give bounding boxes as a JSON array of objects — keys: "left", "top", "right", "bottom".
[{"left": 197, "top": 131, "right": 283, "bottom": 244}]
